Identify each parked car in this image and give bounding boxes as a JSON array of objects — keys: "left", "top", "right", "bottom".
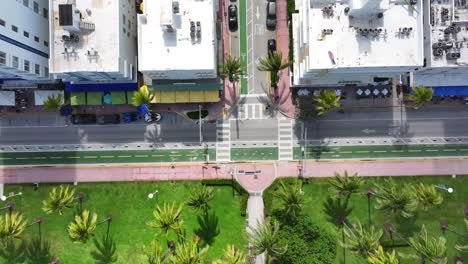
[
  {"left": 267, "top": 39, "right": 276, "bottom": 54},
  {"left": 122, "top": 112, "right": 141, "bottom": 123},
  {"left": 71, "top": 114, "right": 97, "bottom": 125},
  {"left": 228, "top": 5, "right": 238, "bottom": 32},
  {"left": 144, "top": 113, "right": 162, "bottom": 123},
  {"left": 97, "top": 114, "right": 120, "bottom": 124},
  {"left": 266, "top": 2, "right": 277, "bottom": 30}
]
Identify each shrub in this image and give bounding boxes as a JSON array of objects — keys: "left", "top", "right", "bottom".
[
  {"left": 276, "top": 215, "right": 336, "bottom": 264},
  {"left": 186, "top": 110, "right": 208, "bottom": 120}
]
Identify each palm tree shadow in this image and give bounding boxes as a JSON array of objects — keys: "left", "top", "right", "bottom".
[
  {"left": 194, "top": 211, "right": 220, "bottom": 246},
  {"left": 394, "top": 214, "right": 419, "bottom": 237},
  {"left": 323, "top": 196, "right": 353, "bottom": 228}
]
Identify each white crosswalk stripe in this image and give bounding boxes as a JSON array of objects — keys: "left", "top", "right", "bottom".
[
  {"left": 229, "top": 104, "right": 267, "bottom": 120},
  {"left": 216, "top": 120, "right": 231, "bottom": 161},
  {"left": 278, "top": 118, "right": 293, "bottom": 160}
]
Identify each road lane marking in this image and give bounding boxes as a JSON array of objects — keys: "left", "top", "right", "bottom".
[
  {"left": 442, "top": 149, "right": 456, "bottom": 152},
  {"left": 391, "top": 150, "right": 404, "bottom": 153},
  {"left": 323, "top": 151, "right": 335, "bottom": 154},
  {"left": 356, "top": 151, "right": 370, "bottom": 153},
  {"left": 50, "top": 157, "right": 63, "bottom": 159},
  {"left": 84, "top": 156, "right": 97, "bottom": 159},
  {"left": 135, "top": 155, "right": 149, "bottom": 158},
  {"left": 373, "top": 150, "right": 387, "bottom": 153},
  {"left": 185, "top": 154, "right": 199, "bottom": 157},
  {"left": 100, "top": 156, "right": 114, "bottom": 158},
  {"left": 151, "top": 155, "right": 164, "bottom": 157},
  {"left": 339, "top": 151, "right": 352, "bottom": 154},
  {"left": 15, "top": 157, "right": 28, "bottom": 160},
  {"left": 460, "top": 149, "right": 468, "bottom": 151},
  {"left": 32, "top": 157, "right": 47, "bottom": 160},
  {"left": 425, "top": 150, "right": 438, "bottom": 152},
  {"left": 408, "top": 150, "right": 422, "bottom": 152},
  {"left": 169, "top": 154, "right": 182, "bottom": 157},
  {"left": 0, "top": 158, "right": 13, "bottom": 160},
  {"left": 117, "top": 155, "right": 131, "bottom": 158},
  {"left": 66, "top": 156, "right": 80, "bottom": 159}
]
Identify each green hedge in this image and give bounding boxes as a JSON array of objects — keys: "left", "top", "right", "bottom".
[
  {"left": 202, "top": 179, "right": 248, "bottom": 216},
  {"left": 287, "top": 0, "right": 297, "bottom": 67},
  {"left": 187, "top": 110, "right": 209, "bottom": 120}
]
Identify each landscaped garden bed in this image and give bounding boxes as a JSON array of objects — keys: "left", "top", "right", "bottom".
[
  {"left": 263, "top": 175, "right": 468, "bottom": 263},
  {"left": 3, "top": 181, "right": 247, "bottom": 263}
]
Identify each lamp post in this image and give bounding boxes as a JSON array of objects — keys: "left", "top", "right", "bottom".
[
  {"left": 340, "top": 217, "right": 347, "bottom": 264},
  {"left": 385, "top": 223, "right": 396, "bottom": 248},
  {"left": 366, "top": 187, "right": 374, "bottom": 227},
  {"left": 148, "top": 190, "right": 159, "bottom": 199},
  {"left": 97, "top": 214, "right": 113, "bottom": 240},
  {"left": 27, "top": 217, "right": 43, "bottom": 242},
  {"left": 435, "top": 184, "right": 454, "bottom": 193},
  {"left": 0, "top": 191, "right": 22, "bottom": 201},
  {"left": 0, "top": 202, "right": 15, "bottom": 216},
  {"left": 75, "top": 192, "right": 85, "bottom": 215},
  {"left": 198, "top": 104, "right": 203, "bottom": 145},
  {"left": 440, "top": 221, "right": 468, "bottom": 239}
]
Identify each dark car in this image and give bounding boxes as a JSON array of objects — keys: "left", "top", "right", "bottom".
[
  {"left": 71, "top": 114, "right": 97, "bottom": 125},
  {"left": 228, "top": 5, "right": 238, "bottom": 32},
  {"left": 266, "top": 2, "right": 277, "bottom": 30},
  {"left": 97, "top": 114, "right": 120, "bottom": 124},
  {"left": 122, "top": 112, "right": 141, "bottom": 123},
  {"left": 268, "top": 39, "right": 276, "bottom": 54}
]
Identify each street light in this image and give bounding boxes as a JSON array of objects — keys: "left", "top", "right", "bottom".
[
  {"left": 385, "top": 223, "right": 396, "bottom": 248},
  {"left": 1, "top": 191, "right": 22, "bottom": 201},
  {"left": 435, "top": 184, "right": 454, "bottom": 193},
  {"left": 27, "top": 217, "right": 43, "bottom": 241},
  {"left": 97, "top": 214, "right": 113, "bottom": 240},
  {"left": 75, "top": 192, "right": 85, "bottom": 215},
  {"left": 148, "top": 190, "right": 159, "bottom": 199},
  {"left": 366, "top": 187, "right": 374, "bottom": 227},
  {"left": 198, "top": 104, "right": 203, "bottom": 145},
  {"left": 0, "top": 202, "right": 15, "bottom": 216},
  {"left": 440, "top": 220, "right": 468, "bottom": 239}
]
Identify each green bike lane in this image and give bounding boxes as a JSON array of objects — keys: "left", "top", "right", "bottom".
[
  {"left": 239, "top": 0, "right": 248, "bottom": 95},
  {"left": 0, "top": 149, "right": 216, "bottom": 166}
]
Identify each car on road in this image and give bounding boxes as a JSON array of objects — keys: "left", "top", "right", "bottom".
[
  {"left": 266, "top": 1, "right": 277, "bottom": 30},
  {"left": 228, "top": 4, "right": 238, "bottom": 32},
  {"left": 122, "top": 112, "right": 141, "bottom": 123},
  {"left": 144, "top": 112, "right": 162, "bottom": 123},
  {"left": 71, "top": 114, "right": 97, "bottom": 125},
  {"left": 268, "top": 39, "right": 276, "bottom": 54},
  {"left": 97, "top": 114, "right": 120, "bottom": 124}
]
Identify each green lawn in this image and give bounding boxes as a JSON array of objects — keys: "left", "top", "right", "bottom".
[
  {"left": 265, "top": 175, "right": 468, "bottom": 263},
  {"left": 5, "top": 181, "right": 247, "bottom": 263}
]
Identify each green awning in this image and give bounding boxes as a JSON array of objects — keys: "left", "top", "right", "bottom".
[
  {"left": 87, "top": 92, "right": 103, "bottom": 105},
  {"left": 148, "top": 83, "right": 222, "bottom": 91},
  {"left": 70, "top": 92, "right": 86, "bottom": 106},
  {"left": 112, "top": 92, "right": 127, "bottom": 104}
]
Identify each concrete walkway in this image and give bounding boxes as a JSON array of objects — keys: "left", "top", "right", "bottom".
[{"left": 247, "top": 194, "right": 265, "bottom": 264}]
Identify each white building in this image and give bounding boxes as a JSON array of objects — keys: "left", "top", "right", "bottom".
[
  {"left": 49, "top": 0, "right": 137, "bottom": 83},
  {"left": 292, "top": 0, "right": 424, "bottom": 86},
  {"left": 412, "top": 0, "right": 468, "bottom": 88},
  {"left": 0, "top": 0, "right": 51, "bottom": 87},
  {"left": 138, "top": 0, "right": 217, "bottom": 80}
]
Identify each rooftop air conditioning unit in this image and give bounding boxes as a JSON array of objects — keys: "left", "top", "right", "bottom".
[{"left": 59, "top": 4, "right": 81, "bottom": 32}]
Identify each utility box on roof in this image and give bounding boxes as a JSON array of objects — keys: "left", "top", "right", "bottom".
[{"left": 59, "top": 4, "right": 81, "bottom": 32}]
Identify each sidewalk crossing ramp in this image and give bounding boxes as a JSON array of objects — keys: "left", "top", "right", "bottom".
[{"left": 216, "top": 120, "right": 231, "bottom": 161}]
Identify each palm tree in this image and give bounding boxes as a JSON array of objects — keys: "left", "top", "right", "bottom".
[
  {"left": 408, "top": 225, "right": 447, "bottom": 264},
  {"left": 213, "top": 245, "right": 246, "bottom": 264},
  {"left": 328, "top": 171, "right": 363, "bottom": 200},
  {"left": 455, "top": 219, "right": 468, "bottom": 252},
  {"left": 373, "top": 179, "right": 417, "bottom": 218},
  {"left": 249, "top": 220, "right": 287, "bottom": 264},
  {"left": 90, "top": 235, "right": 118, "bottom": 264},
  {"left": 314, "top": 89, "right": 341, "bottom": 116},
  {"left": 42, "top": 185, "right": 76, "bottom": 215},
  {"left": 145, "top": 240, "right": 170, "bottom": 264},
  {"left": 43, "top": 94, "right": 64, "bottom": 111},
  {"left": 274, "top": 180, "right": 304, "bottom": 220},
  {"left": 0, "top": 239, "right": 26, "bottom": 264},
  {"left": 187, "top": 185, "right": 214, "bottom": 213},
  {"left": 147, "top": 202, "right": 184, "bottom": 238},
  {"left": 132, "top": 86, "right": 155, "bottom": 107},
  {"left": 0, "top": 212, "right": 27, "bottom": 241},
  {"left": 411, "top": 183, "right": 443, "bottom": 211},
  {"left": 220, "top": 55, "right": 244, "bottom": 100},
  {"left": 67, "top": 210, "right": 98, "bottom": 242},
  {"left": 408, "top": 85, "right": 433, "bottom": 109},
  {"left": 169, "top": 236, "right": 208, "bottom": 264},
  {"left": 26, "top": 238, "right": 52, "bottom": 264},
  {"left": 257, "top": 51, "right": 289, "bottom": 91},
  {"left": 341, "top": 221, "right": 383, "bottom": 259},
  {"left": 367, "top": 246, "right": 399, "bottom": 264}
]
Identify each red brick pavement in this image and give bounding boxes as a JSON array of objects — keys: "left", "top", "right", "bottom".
[{"left": 1, "top": 159, "right": 467, "bottom": 193}]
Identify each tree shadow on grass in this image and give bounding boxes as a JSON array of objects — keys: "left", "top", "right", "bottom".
[
  {"left": 394, "top": 214, "right": 419, "bottom": 237},
  {"left": 194, "top": 211, "right": 220, "bottom": 246},
  {"left": 323, "top": 196, "right": 353, "bottom": 228}
]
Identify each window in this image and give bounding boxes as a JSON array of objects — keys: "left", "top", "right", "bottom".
[
  {"left": 122, "top": 15, "right": 126, "bottom": 25},
  {"left": 24, "top": 60, "right": 30, "bottom": 72},
  {"left": 12, "top": 56, "right": 19, "bottom": 69},
  {"left": 34, "top": 36, "right": 39, "bottom": 42},
  {"left": 33, "top": 2, "right": 39, "bottom": 13},
  {"left": 43, "top": 8, "right": 48, "bottom": 18},
  {"left": 44, "top": 67, "right": 49, "bottom": 77},
  {"left": 0, "top": 19, "right": 5, "bottom": 27},
  {"left": 123, "top": 27, "right": 126, "bottom": 33},
  {"left": 23, "top": 31, "right": 29, "bottom": 38},
  {"left": 23, "top": 0, "right": 29, "bottom": 7},
  {"left": 11, "top": 25, "right": 18, "bottom": 32},
  {"left": 0, "top": 51, "right": 5, "bottom": 65},
  {"left": 35, "top": 64, "right": 40, "bottom": 75},
  {"left": 44, "top": 41, "right": 49, "bottom": 47}
]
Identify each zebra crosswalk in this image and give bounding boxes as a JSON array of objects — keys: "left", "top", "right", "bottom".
[
  {"left": 229, "top": 103, "right": 270, "bottom": 120},
  {"left": 278, "top": 118, "right": 293, "bottom": 160},
  {"left": 216, "top": 120, "right": 231, "bottom": 161}
]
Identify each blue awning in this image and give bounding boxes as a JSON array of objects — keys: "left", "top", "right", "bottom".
[
  {"left": 432, "top": 86, "right": 468, "bottom": 96},
  {"left": 65, "top": 82, "right": 138, "bottom": 92}
]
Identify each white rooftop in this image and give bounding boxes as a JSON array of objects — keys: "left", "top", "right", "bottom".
[
  {"left": 50, "top": 0, "right": 120, "bottom": 74},
  {"left": 426, "top": 0, "right": 468, "bottom": 67},
  {"left": 307, "top": 0, "right": 423, "bottom": 69},
  {"left": 138, "top": 0, "right": 217, "bottom": 77}
]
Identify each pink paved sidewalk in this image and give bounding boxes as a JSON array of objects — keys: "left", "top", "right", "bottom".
[
  {"left": 1, "top": 159, "right": 467, "bottom": 193},
  {"left": 275, "top": 0, "right": 296, "bottom": 118}
]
